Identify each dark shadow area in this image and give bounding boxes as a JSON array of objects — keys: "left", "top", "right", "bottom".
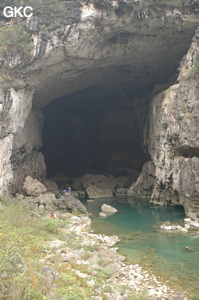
[
  {"left": 175, "top": 146, "right": 199, "bottom": 158},
  {"left": 42, "top": 85, "right": 150, "bottom": 178}
]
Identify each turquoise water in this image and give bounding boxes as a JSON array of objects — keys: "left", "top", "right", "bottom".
[{"left": 87, "top": 198, "right": 199, "bottom": 297}]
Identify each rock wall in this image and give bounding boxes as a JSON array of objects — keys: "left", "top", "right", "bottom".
[
  {"left": 11, "top": 109, "right": 46, "bottom": 193},
  {"left": 0, "top": 88, "right": 34, "bottom": 195},
  {"left": 128, "top": 161, "right": 155, "bottom": 199},
  {"left": 0, "top": 0, "right": 198, "bottom": 208},
  {"left": 148, "top": 31, "right": 199, "bottom": 218}
]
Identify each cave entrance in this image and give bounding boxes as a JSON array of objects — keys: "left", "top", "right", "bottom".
[{"left": 42, "top": 85, "right": 150, "bottom": 181}]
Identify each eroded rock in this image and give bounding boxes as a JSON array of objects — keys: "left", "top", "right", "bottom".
[
  {"left": 22, "top": 175, "right": 47, "bottom": 196},
  {"left": 101, "top": 204, "right": 118, "bottom": 213},
  {"left": 56, "top": 194, "right": 88, "bottom": 214},
  {"left": 128, "top": 161, "right": 155, "bottom": 198},
  {"left": 86, "top": 185, "right": 113, "bottom": 199}
]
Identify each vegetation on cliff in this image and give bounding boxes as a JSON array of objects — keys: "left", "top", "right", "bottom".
[{"left": 0, "top": 23, "right": 31, "bottom": 55}]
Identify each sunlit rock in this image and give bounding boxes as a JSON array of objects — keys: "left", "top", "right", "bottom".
[
  {"left": 22, "top": 175, "right": 47, "bottom": 196},
  {"left": 101, "top": 203, "right": 118, "bottom": 213}
]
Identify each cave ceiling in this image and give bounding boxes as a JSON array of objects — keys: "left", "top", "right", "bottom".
[{"left": 25, "top": 1, "right": 199, "bottom": 109}]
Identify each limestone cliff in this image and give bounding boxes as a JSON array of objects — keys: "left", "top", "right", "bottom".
[
  {"left": 0, "top": 0, "right": 198, "bottom": 219},
  {"left": 148, "top": 30, "right": 199, "bottom": 218}
]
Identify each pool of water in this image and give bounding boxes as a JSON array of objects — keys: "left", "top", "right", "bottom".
[{"left": 86, "top": 198, "right": 199, "bottom": 297}]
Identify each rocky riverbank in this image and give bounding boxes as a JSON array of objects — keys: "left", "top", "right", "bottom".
[{"left": 41, "top": 211, "right": 188, "bottom": 300}]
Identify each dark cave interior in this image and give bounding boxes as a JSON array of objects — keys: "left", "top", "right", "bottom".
[
  {"left": 37, "top": 20, "right": 198, "bottom": 182},
  {"left": 42, "top": 85, "right": 151, "bottom": 178}
]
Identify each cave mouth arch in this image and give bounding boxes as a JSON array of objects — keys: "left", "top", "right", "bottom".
[
  {"left": 41, "top": 84, "right": 151, "bottom": 182},
  {"left": 28, "top": 12, "right": 197, "bottom": 193}
]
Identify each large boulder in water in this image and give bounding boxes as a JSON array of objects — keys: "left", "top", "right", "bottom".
[
  {"left": 56, "top": 194, "right": 88, "bottom": 214},
  {"left": 101, "top": 204, "right": 118, "bottom": 213}
]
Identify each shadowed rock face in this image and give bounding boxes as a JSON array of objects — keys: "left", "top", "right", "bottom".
[
  {"left": 30, "top": 0, "right": 198, "bottom": 109},
  {"left": 0, "top": 0, "right": 198, "bottom": 218}
]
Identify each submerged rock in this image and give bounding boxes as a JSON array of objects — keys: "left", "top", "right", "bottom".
[
  {"left": 99, "top": 212, "right": 106, "bottom": 217},
  {"left": 160, "top": 221, "right": 184, "bottom": 231},
  {"left": 185, "top": 246, "right": 197, "bottom": 252}
]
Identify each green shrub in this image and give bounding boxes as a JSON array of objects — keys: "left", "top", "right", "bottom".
[
  {"left": 0, "top": 23, "right": 31, "bottom": 56},
  {"left": 185, "top": 62, "right": 199, "bottom": 81},
  {"left": 14, "top": 0, "right": 64, "bottom": 18},
  {"left": 44, "top": 218, "right": 58, "bottom": 233},
  {"left": 72, "top": 208, "right": 83, "bottom": 217}
]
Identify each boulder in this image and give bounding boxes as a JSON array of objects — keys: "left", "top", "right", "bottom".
[
  {"left": 115, "top": 188, "right": 128, "bottom": 197},
  {"left": 22, "top": 175, "right": 47, "bottom": 196},
  {"left": 56, "top": 194, "right": 88, "bottom": 214},
  {"left": 86, "top": 185, "right": 113, "bottom": 199},
  {"left": 70, "top": 176, "right": 83, "bottom": 191},
  {"left": 73, "top": 174, "right": 116, "bottom": 192},
  {"left": 189, "top": 221, "right": 199, "bottom": 231},
  {"left": 40, "top": 178, "right": 59, "bottom": 195},
  {"left": 38, "top": 204, "right": 45, "bottom": 215},
  {"left": 101, "top": 204, "right": 117, "bottom": 213},
  {"left": 33, "top": 193, "right": 57, "bottom": 210}
]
